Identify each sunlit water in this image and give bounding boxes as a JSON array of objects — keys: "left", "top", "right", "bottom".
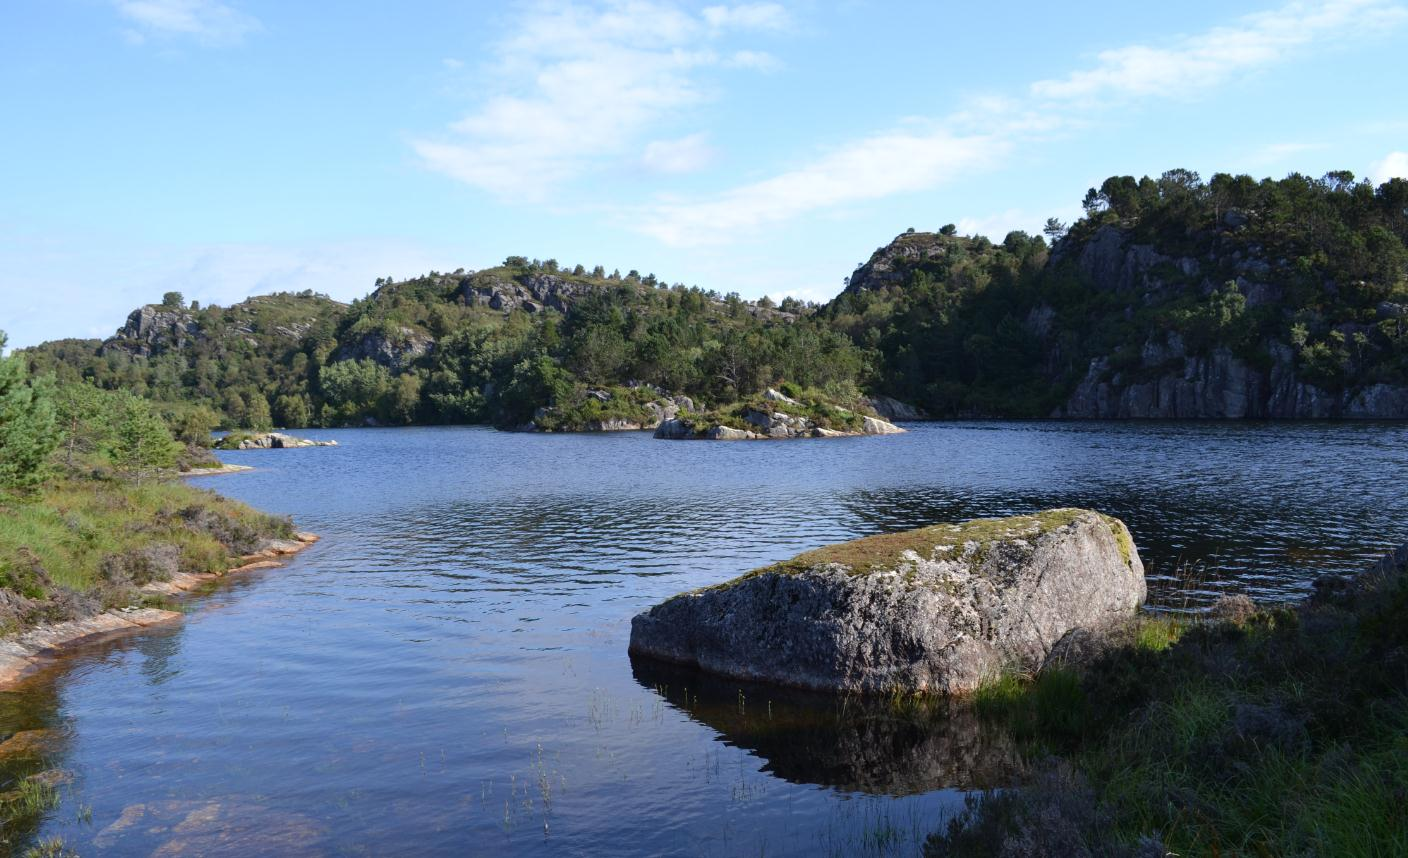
[{"left": 5, "top": 422, "right": 1407, "bottom": 856}]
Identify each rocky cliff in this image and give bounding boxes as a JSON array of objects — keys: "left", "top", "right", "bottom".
[
  {"left": 101, "top": 293, "right": 347, "bottom": 359},
  {"left": 838, "top": 200, "right": 1408, "bottom": 420},
  {"left": 1049, "top": 225, "right": 1408, "bottom": 418}
]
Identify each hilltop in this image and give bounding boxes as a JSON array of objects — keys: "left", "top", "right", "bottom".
[
  {"left": 22, "top": 169, "right": 1408, "bottom": 426},
  {"left": 24, "top": 261, "right": 858, "bottom": 430},
  {"left": 836, "top": 170, "right": 1408, "bottom": 417}
]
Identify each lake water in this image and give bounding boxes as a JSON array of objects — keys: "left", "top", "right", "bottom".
[{"left": 5, "top": 422, "right": 1407, "bottom": 856}]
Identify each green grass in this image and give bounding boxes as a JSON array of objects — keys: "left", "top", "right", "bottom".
[
  {"left": 933, "top": 570, "right": 1408, "bottom": 857},
  {"left": 1131, "top": 614, "right": 1185, "bottom": 652},
  {"left": 677, "top": 385, "right": 873, "bottom": 436},
  {"left": 971, "top": 668, "right": 1088, "bottom": 745},
  {"left": 0, "top": 475, "right": 292, "bottom": 617}
]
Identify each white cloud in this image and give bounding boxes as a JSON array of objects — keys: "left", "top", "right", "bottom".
[
  {"left": 113, "top": 0, "right": 260, "bottom": 46},
  {"left": 413, "top": 1, "right": 786, "bottom": 199},
  {"left": 724, "top": 49, "right": 781, "bottom": 70},
  {"left": 1370, "top": 151, "right": 1408, "bottom": 181},
  {"left": 641, "top": 133, "right": 715, "bottom": 174},
  {"left": 637, "top": 0, "right": 1405, "bottom": 246},
  {"left": 1242, "top": 141, "right": 1328, "bottom": 168},
  {"left": 1032, "top": 0, "right": 1405, "bottom": 102},
  {"left": 702, "top": 3, "right": 790, "bottom": 31},
  {"left": 640, "top": 129, "right": 1002, "bottom": 245}
]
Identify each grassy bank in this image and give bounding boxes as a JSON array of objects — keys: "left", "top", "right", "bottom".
[
  {"left": 928, "top": 561, "right": 1408, "bottom": 856},
  {"left": 0, "top": 475, "right": 293, "bottom": 635}
]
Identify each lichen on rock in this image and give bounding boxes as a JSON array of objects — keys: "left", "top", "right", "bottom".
[{"left": 629, "top": 509, "right": 1146, "bottom": 696}]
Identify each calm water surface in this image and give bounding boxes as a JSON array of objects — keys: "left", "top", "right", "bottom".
[{"left": 6, "top": 422, "right": 1408, "bottom": 856}]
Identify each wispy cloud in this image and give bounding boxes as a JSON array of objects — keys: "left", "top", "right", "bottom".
[
  {"left": 639, "top": 0, "right": 1405, "bottom": 246},
  {"left": 641, "top": 128, "right": 1002, "bottom": 245},
  {"left": 114, "top": 0, "right": 260, "bottom": 46},
  {"left": 1239, "top": 141, "right": 1330, "bottom": 170},
  {"left": 411, "top": 1, "right": 787, "bottom": 199},
  {"left": 1031, "top": 0, "right": 1403, "bottom": 102},
  {"left": 1370, "top": 151, "right": 1408, "bottom": 181},
  {"left": 701, "top": 3, "right": 789, "bottom": 30},
  {"left": 642, "top": 133, "right": 716, "bottom": 174}
]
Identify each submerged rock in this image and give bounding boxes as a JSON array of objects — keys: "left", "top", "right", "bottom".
[{"left": 629, "top": 509, "right": 1145, "bottom": 695}]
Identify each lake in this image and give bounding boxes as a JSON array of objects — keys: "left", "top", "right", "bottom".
[{"left": 5, "top": 422, "right": 1407, "bottom": 856}]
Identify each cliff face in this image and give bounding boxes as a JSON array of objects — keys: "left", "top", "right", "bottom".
[
  {"left": 839, "top": 214, "right": 1408, "bottom": 419},
  {"left": 106, "top": 305, "right": 199, "bottom": 357},
  {"left": 101, "top": 294, "right": 346, "bottom": 359},
  {"left": 1051, "top": 226, "right": 1408, "bottom": 418}
]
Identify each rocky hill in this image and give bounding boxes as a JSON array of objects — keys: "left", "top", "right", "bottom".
[
  {"left": 23, "top": 260, "right": 848, "bottom": 430},
  {"left": 832, "top": 170, "right": 1408, "bottom": 418},
  {"left": 23, "top": 169, "right": 1408, "bottom": 425}
]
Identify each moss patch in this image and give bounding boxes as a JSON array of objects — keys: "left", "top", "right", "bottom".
[
  {"left": 1100, "top": 515, "right": 1136, "bottom": 568},
  {"left": 692, "top": 510, "right": 1093, "bottom": 596}
]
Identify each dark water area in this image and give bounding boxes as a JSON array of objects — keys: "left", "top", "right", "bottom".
[{"left": 5, "top": 422, "right": 1407, "bottom": 856}]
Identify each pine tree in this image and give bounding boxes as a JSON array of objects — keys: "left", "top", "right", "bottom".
[
  {"left": 109, "top": 394, "right": 179, "bottom": 486},
  {"left": 54, "top": 382, "right": 113, "bottom": 468},
  {"left": 0, "top": 333, "right": 59, "bottom": 494}
]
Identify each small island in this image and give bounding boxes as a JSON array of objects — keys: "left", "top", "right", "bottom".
[
  {"left": 215, "top": 432, "right": 338, "bottom": 450},
  {"left": 654, "top": 387, "right": 904, "bottom": 439}
]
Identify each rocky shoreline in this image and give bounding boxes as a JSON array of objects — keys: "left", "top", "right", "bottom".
[{"left": 0, "top": 532, "right": 318, "bottom": 689}]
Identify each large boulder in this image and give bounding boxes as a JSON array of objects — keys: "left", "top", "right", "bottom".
[{"left": 629, "top": 509, "right": 1145, "bottom": 695}]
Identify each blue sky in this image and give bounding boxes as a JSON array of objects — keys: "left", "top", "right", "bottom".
[{"left": 3, "top": 0, "right": 1407, "bottom": 349}]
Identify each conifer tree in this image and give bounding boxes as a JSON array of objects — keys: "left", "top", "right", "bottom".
[
  {"left": 109, "top": 394, "right": 179, "bottom": 486},
  {"left": 0, "top": 332, "right": 59, "bottom": 494}
]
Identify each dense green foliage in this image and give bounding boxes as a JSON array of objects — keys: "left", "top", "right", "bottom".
[
  {"left": 23, "top": 292, "right": 346, "bottom": 430},
  {"left": 0, "top": 332, "right": 290, "bottom": 633},
  {"left": 929, "top": 572, "right": 1408, "bottom": 856},
  {"left": 21, "top": 170, "right": 1408, "bottom": 423},
  {"left": 0, "top": 335, "right": 59, "bottom": 495},
  {"left": 838, "top": 170, "right": 1408, "bottom": 415},
  {"left": 24, "top": 264, "right": 868, "bottom": 428}
]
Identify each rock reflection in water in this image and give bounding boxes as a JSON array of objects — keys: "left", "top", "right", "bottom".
[
  {"left": 631, "top": 655, "right": 1022, "bottom": 796},
  {"left": 0, "top": 672, "right": 70, "bottom": 851}
]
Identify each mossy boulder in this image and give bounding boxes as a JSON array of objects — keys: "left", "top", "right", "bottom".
[{"left": 629, "top": 509, "right": 1145, "bottom": 695}]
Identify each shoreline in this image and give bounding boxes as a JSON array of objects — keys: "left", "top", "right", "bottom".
[{"left": 0, "top": 532, "right": 318, "bottom": 689}]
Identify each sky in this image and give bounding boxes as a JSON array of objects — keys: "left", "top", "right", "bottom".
[{"left": 2, "top": 0, "right": 1407, "bottom": 349}]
